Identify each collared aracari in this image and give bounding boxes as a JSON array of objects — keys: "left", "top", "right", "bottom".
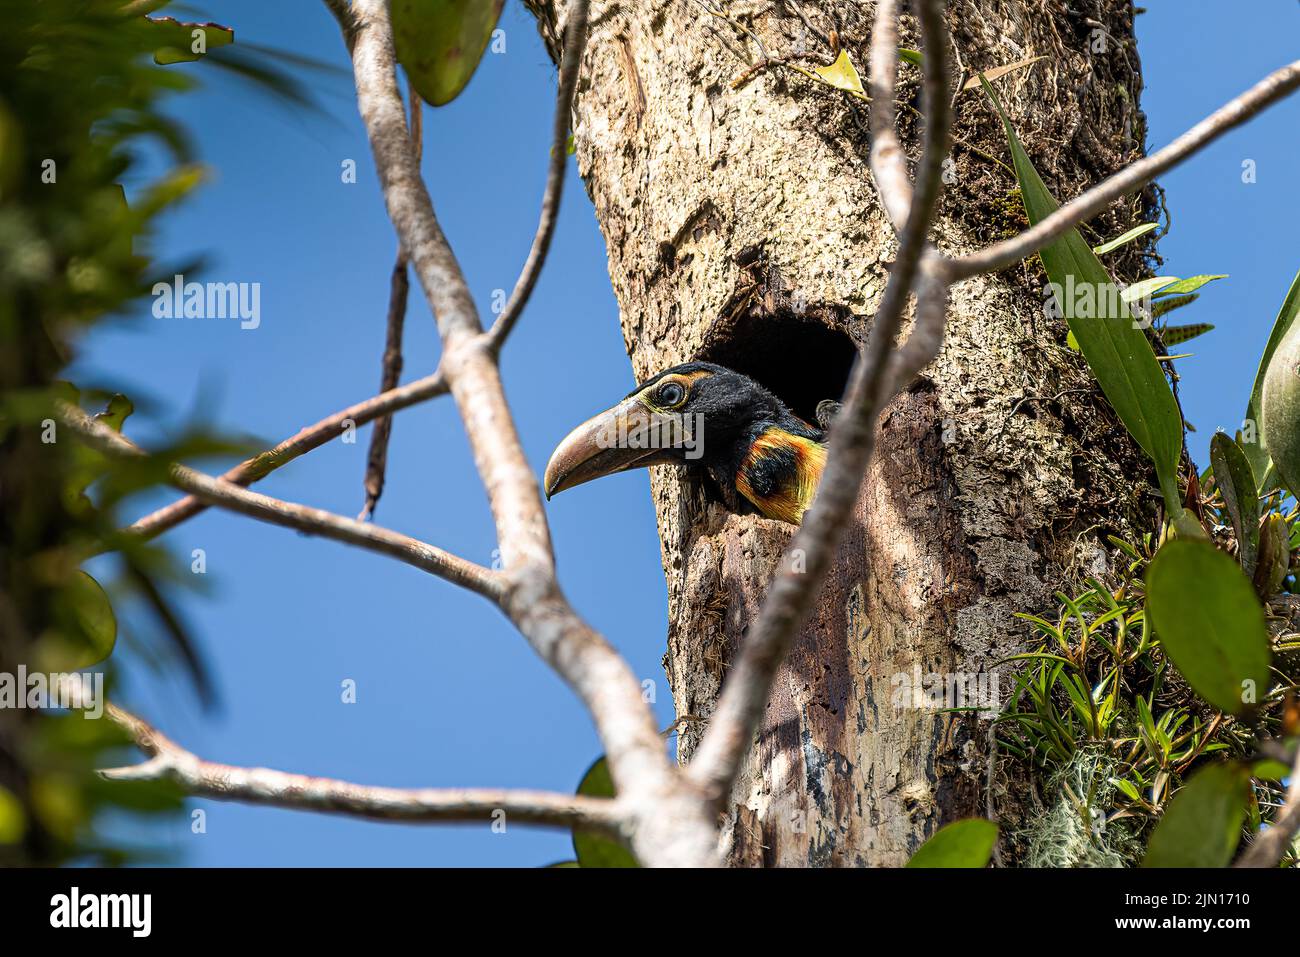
[{"left": 543, "top": 362, "right": 837, "bottom": 525}]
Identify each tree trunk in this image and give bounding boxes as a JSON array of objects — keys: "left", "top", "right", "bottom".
[{"left": 530, "top": 0, "right": 1158, "bottom": 865}]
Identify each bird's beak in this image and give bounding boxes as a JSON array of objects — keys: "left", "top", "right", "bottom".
[{"left": 544, "top": 397, "right": 688, "bottom": 499}]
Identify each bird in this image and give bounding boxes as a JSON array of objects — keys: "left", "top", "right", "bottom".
[{"left": 543, "top": 361, "right": 839, "bottom": 525}]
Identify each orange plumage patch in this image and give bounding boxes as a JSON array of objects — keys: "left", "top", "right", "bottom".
[{"left": 734, "top": 428, "right": 827, "bottom": 524}]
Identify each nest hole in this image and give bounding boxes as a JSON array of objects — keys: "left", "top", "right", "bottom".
[
  {"left": 684, "top": 312, "right": 858, "bottom": 515},
  {"left": 697, "top": 312, "right": 857, "bottom": 425}
]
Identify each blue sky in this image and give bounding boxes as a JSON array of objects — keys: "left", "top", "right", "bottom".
[{"left": 73, "top": 1, "right": 1299, "bottom": 866}]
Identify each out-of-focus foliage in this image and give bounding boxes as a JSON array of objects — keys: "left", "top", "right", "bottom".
[
  {"left": 392, "top": 0, "right": 504, "bottom": 106},
  {"left": 0, "top": 0, "right": 240, "bottom": 866},
  {"left": 1142, "top": 761, "right": 1252, "bottom": 868}
]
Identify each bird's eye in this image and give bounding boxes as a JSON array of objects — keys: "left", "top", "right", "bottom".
[{"left": 656, "top": 381, "right": 686, "bottom": 407}]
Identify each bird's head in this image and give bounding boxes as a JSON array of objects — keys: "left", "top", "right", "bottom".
[{"left": 543, "top": 361, "right": 813, "bottom": 502}]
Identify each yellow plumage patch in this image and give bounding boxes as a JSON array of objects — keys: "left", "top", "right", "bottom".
[{"left": 734, "top": 429, "right": 827, "bottom": 524}]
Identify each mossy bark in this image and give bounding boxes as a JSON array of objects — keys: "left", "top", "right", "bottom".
[{"left": 528, "top": 0, "right": 1159, "bottom": 865}]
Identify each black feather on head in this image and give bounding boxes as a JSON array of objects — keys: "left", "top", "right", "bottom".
[{"left": 628, "top": 362, "right": 822, "bottom": 485}]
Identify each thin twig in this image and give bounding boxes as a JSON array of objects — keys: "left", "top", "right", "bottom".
[
  {"left": 360, "top": 78, "right": 423, "bottom": 521},
  {"left": 486, "top": 0, "right": 591, "bottom": 353},
  {"left": 59, "top": 401, "right": 500, "bottom": 599},
  {"left": 121, "top": 370, "right": 448, "bottom": 544},
  {"left": 358, "top": 251, "right": 410, "bottom": 519},
  {"left": 786, "top": 0, "right": 830, "bottom": 48},
  {"left": 948, "top": 60, "right": 1300, "bottom": 279},
  {"left": 694, "top": 0, "right": 769, "bottom": 63},
  {"left": 96, "top": 694, "right": 622, "bottom": 834}
]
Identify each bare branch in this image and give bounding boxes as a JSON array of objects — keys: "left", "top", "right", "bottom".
[
  {"left": 335, "top": 0, "right": 717, "bottom": 864},
  {"left": 360, "top": 79, "right": 423, "bottom": 521},
  {"left": 322, "top": 0, "right": 358, "bottom": 51},
  {"left": 884, "top": 252, "right": 950, "bottom": 395},
  {"left": 486, "top": 0, "right": 591, "bottom": 353},
  {"left": 343, "top": 0, "right": 550, "bottom": 566},
  {"left": 346, "top": 0, "right": 480, "bottom": 341},
  {"left": 948, "top": 60, "right": 1300, "bottom": 280},
  {"left": 58, "top": 401, "right": 500, "bottom": 599},
  {"left": 1237, "top": 742, "right": 1300, "bottom": 868},
  {"left": 358, "top": 251, "right": 410, "bottom": 520},
  {"left": 867, "top": 0, "right": 911, "bottom": 231},
  {"left": 687, "top": 0, "right": 952, "bottom": 800},
  {"left": 123, "top": 370, "right": 448, "bottom": 543},
  {"left": 98, "top": 697, "right": 622, "bottom": 834}
]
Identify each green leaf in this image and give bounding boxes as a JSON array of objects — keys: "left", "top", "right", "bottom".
[
  {"left": 1142, "top": 762, "right": 1250, "bottom": 867},
  {"left": 392, "top": 0, "right": 505, "bottom": 107},
  {"left": 549, "top": 131, "right": 578, "bottom": 158},
  {"left": 1145, "top": 538, "right": 1270, "bottom": 715},
  {"left": 40, "top": 571, "right": 118, "bottom": 673},
  {"left": 68, "top": 572, "right": 117, "bottom": 669},
  {"left": 1253, "top": 513, "right": 1290, "bottom": 598},
  {"left": 1152, "top": 293, "right": 1199, "bottom": 319},
  {"left": 130, "top": 164, "right": 206, "bottom": 221},
  {"left": 1261, "top": 291, "right": 1300, "bottom": 500},
  {"left": 1092, "top": 222, "right": 1158, "bottom": 255},
  {"left": 1113, "top": 778, "right": 1143, "bottom": 802},
  {"left": 1252, "top": 758, "right": 1291, "bottom": 782},
  {"left": 572, "top": 757, "right": 637, "bottom": 868},
  {"left": 996, "top": 652, "right": 1078, "bottom": 668},
  {"left": 0, "top": 785, "right": 26, "bottom": 845},
  {"left": 982, "top": 78, "right": 1188, "bottom": 527},
  {"left": 1161, "top": 322, "right": 1214, "bottom": 346},
  {"left": 1136, "top": 694, "right": 1157, "bottom": 741},
  {"left": 1121, "top": 276, "right": 1180, "bottom": 303},
  {"left": 1154, "top": 274, "right": 1228, "bottom": 297},
  {"left": 1209, "top": 432, "right": 1259, "bottom": 577},
  {"left": 1245, "top": 268, "right": 1300, "bottom": 488},
  {"left": 72, "top": 572, "right": 116, "bottom": 663},
  {"left": 813, "top": 50, "right": 866, "bottom": 98},
  {"left": 147, "top": 18, "right": 235, "bottom": 65},
  {"left": 898, "top": 48, "right": 923, "bottom": 67},
  {"left": 94, "top": 393, "right": 133, "bottom": 433},
  {"left": 906, "top": 818, "right": 998, "bottom": 868}
]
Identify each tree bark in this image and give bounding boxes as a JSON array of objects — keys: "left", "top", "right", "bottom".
[{"left": 530, "top": 0, "right": 1159, "bottom": 865}]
